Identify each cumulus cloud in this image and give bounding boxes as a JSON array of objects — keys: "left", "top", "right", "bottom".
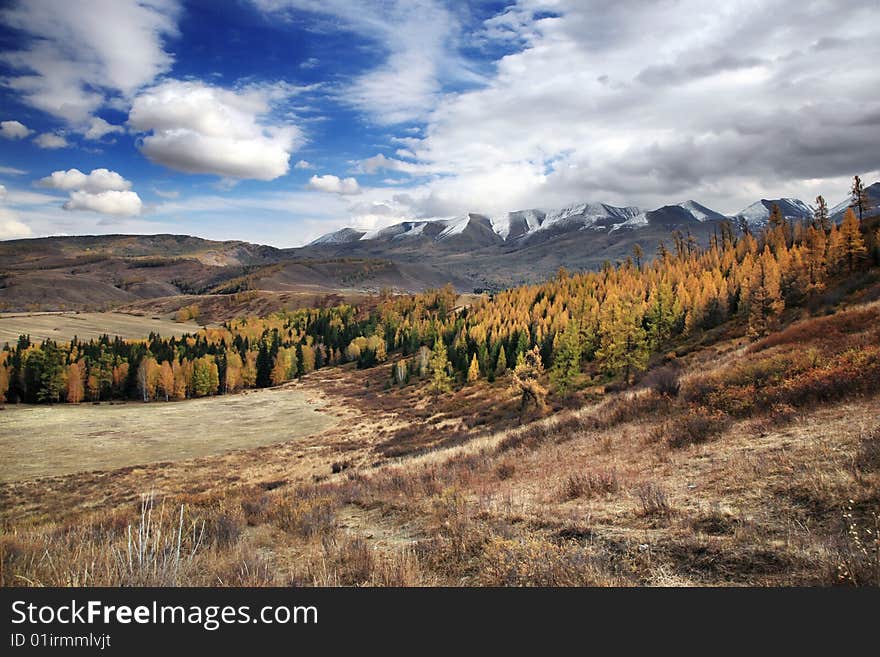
[
  {"left": 0, "top": 0, "right": 180, "bottom": 128},
  {"left": 294, "top": 159, "right": 314, "bottom": 169},
  {"left": 35, "top": 167, "right": 141, "bottom": 216},
  {"left": 0, "top": 120, "right": 32, "bottom": 139},
  {"left": 63, "top": 189, "right": 142, "bottom": 216},
  {"left": 0, "top": 184, "right": 33, "bottom": 239},
  {"left": 353, "top": 0, "right": 880, "bottom": 217},
  {"left": 33, "top": 132, "right": 69, "bottom": 149},
  {"left": 0, "top": 207, "right": 32, "bottom": 239},
  {"left": 84, "top": 117, "right": 125, "bottom": 140},
  {"left": 128, "top": 79, "right": 303, "bottom": 180},
  {"left": 307, "top": 174, "right": 360, "bottom": 195},
  {"left": 38, "top": 168, "right": 132, "bottom": 193}
]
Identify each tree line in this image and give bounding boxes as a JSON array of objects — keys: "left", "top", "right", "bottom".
[{"left": 1, "top": 179, "right": 877, "bottom": 406}]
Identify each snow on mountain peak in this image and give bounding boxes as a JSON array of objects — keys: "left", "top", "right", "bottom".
[{"left": 437, "top": 215, "right": 471, "bottom": 239}]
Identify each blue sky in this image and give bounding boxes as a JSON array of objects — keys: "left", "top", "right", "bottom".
[{"left": 1, "top": 0, "right": 878, "bottom": 246}]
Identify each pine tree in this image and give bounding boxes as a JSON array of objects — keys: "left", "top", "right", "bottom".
[{"left": 549, "top": 320, "right": 582, "bottom": 396}]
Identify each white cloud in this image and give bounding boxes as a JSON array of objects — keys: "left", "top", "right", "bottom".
[
  {"left": 0, "top": 120, "right": 32, "bottom": 139},
  {"left": 358, "top": 153, "right": 426, "bottom": 175},
  {"left": 128, "top": 79, "right": 304, "bottom": 180},
  {"left": 0, "top": 165, "right": 27, "bottom": 176},
  {"left": 152, "top": 187, "right": 179, "bottom": 199},
  {"left": 252, "top": 0, "right": 473, "bottom": 124},
  {"left": 0, "top": 207, "right": 33, "bottom": 239},
  {"left": 63, "top": 189, "right": 143, "bottom": 216},
  {"left": 34, "top": 167, "right": 141, "bottom": 217},
  {"left": 352, "top": 0, "right": 880, "bottom": 217},
  {"left": 307, "top": 174, "right": 360, "bottom": 195},
  {"left": 84, "top": 117, "right": 125, "bottom": 140},
  {"left": 0, "top": 185, "right": 6, "bottom": 201},
  {"left": 38, "top": 168, "right": 133, "bottom": 193},
  {"left": 0, "top": 0, "right": 180, "bottom": 128},
  {"left": 33, "top": 132, "right": 69, "bottom": 149},
  {"left": 294, "top": 159, "right": 314, "bottom": 169}
]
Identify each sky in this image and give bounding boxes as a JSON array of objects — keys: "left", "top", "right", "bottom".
[{"left": 0, "top": 0, "right": 878, "bottom": 247}]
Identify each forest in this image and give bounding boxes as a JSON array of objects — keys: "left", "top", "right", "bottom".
[{"left": 1, "top": 198, "right": 878, "bottom": 407}]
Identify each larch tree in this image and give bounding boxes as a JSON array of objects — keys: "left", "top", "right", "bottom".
[
  {"left": 632, "top": 244, "right": 644, "bottom": 270},
  {"left": 804, "top": 226, "right": 827, "bottom": 293},
  {"left": 270, "top": 348, "right": 292, "bottom": 386},
  {"left": 137, "top": 356, "right": 159, "bottom": 402},
  {"left": 65, "top": 360, "right": 86, "bottom": 403},
  {"left": 595, "top": 293, "right": 649, "bottom": 384},
  {"left": 494, "top": 345, "right": 507, "bottom": 377},
  {"left": 172, "top": 360, "right": 189, "bottom": 400},
  {"left": 747, "top": 246, "right": 784, "bottom": 337},
  {"left": 0, "top": 363, "right": 9, "bottom": 402},
  {"left": 428, "top": 339, "right": 453, "bottom": 395},
  {"left": 512, "top": 346, "right": 548, "bottom": 412},
  {"left": 191, "top": 355, "right": 219, "bottom": 397},
  {"left": 549, "top": 319, "right": 582, "bottom": 396},
  {"left": 646, "top": 281, "right": 677, "bottom": 347},
  {"left": 839, "top": 208, "right": 868, "bottom": 272},
  {"left": 224, "top": 350, "right": 243, "bottom": 393},
  {"left": 467, "top": 353, "right": 480, "bottom": 384},
  {"left": 158, "top": 361, "right": 174, "bottom": 401},
  {"left": 813, "top": 195, "right": 830, "bottom": 231},
  {"left": 850, "top": 175, "right": 869, "bottom": 222}
]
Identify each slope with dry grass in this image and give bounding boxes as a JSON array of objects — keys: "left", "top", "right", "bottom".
[{"left": 2, "top": 301, "right": 877, "bottom": 587}]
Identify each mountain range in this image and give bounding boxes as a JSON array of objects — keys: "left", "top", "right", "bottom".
[{"left": 1, "top": 183, "right": 877, "bottom": 312}]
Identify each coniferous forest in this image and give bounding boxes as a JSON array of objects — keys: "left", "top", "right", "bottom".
[{"left": 3, "top": 203, "right": 877, "bottom": 407}]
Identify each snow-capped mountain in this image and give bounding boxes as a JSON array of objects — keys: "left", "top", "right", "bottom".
[
  {"left": 732, "top": 198, "right": 813, "bottom": 228},
  {"left": 310, "top": 199, "right": 719, "bottom": 247},
  {"left": 309, "top": 183, "right": 880, "bottom": 248}
]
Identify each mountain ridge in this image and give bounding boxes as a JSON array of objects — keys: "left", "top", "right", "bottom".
[{"left": 310, "top": 183, "right": 880, "bottom": 246}]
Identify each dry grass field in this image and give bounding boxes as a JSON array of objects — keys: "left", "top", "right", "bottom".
[
  {"left": 0, "top": 387, "right": 336, "bottom": 483},
  {"left": 0, "top": 311, "right": 203, "bottom": 344},
  {"left": 1, "top": 302, "right": 877, "bottom": 587}
]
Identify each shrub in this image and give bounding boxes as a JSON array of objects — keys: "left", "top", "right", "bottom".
[
  {"left": 652, "top": 406, "right": 730, "bottom": 449},
  {"left": 643, "top": 365, "right": 681, "bottom": 398},
  {"left": 561, "top": 469, "right": 620, "bottom": 500},
  {"left": 267, "top": 494, "right": 337, "bottom": 538},
  {"left": 634, "top": 482, "right": 672, "bottom": 517}
]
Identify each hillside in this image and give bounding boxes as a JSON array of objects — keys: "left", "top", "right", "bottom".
[{"left": 2, "top": 203, "right": 879, "bottom": 586}]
